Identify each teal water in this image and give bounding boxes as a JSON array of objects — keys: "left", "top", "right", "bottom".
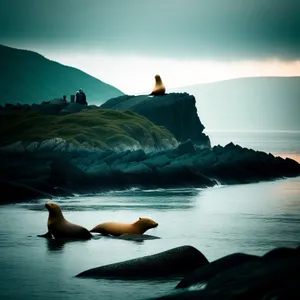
[{"left": 0, "top": 131, "right": 300, "bottom": 300}]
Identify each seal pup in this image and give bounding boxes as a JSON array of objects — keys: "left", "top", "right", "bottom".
[
  {"left": 90, "top": 217, "right": 158, "bottom": 237},
  {"left": 38, "top": 202, "right": 92, "bottom": 239},
  {"left": 150, "top": 74, "right": 166, "bottom": 96}
]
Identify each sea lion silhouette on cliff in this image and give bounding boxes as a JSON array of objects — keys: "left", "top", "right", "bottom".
[
  {"left": 150, "top": 74, "right": 166, "bottom": 96},
  {"left": 90, "top": 217, "right": 158, "bottom": 237},
  {"left": 38, "top": 202, "right": 92, "bottom": 239}
]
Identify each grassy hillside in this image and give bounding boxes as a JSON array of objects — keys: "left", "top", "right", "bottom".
[
  {"left": 171, "top": 77, "right": 300, "bottom": 131},
  {"left": 0, "top": 108, "right": 175, "bottom": 150},
  {"left": 0, "top": 44, "right": 124, "bottom": 105}
]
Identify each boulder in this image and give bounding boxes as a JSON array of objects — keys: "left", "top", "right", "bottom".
[
  {"left": 175, "top": 139, "right": 196, "bottom": 156},
  {"left": 76, "top": 245, "right": 209, "bottom": 279}
]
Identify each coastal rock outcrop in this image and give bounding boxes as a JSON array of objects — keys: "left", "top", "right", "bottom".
[
  {"left": 100, "top": 93, "right": 211, "bottom": 148},
  {"left": 1, "top": 140, "right": 300, "bottom": 203}
]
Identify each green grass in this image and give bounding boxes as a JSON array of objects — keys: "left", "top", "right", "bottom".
[{"left": 0, "top": 108, "right": 175, "bottom": 149}]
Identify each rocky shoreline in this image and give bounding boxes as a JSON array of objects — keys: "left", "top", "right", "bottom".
[
  {"left": 1, "top": 92, "right": 300, "bottom": 204},
  {"left": 1, "top": 139, "right": 299, "bottom": 204}
]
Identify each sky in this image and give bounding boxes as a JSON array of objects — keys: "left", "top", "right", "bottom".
[{"left": 1, "top": 0, "right": 300, "bottom": 93}]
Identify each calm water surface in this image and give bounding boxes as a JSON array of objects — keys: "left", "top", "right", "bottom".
[{"left": 0, "top": 131, "right": 300, "bottom": 300}]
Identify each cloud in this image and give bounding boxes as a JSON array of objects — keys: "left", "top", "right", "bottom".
[{"left": 1, "top": 0, "right": 300, "bottom": 60}]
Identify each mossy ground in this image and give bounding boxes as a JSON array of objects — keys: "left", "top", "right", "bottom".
[{"left": 0, "top": 108, "right": 174, "bottom": 149}]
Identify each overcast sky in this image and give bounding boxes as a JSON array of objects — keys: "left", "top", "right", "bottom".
[{"left": 1, "top": 0, "right": 300, "bottom": 93}]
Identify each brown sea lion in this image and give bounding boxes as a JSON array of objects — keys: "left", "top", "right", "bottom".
[
  {"left": 150, "top": 74, "right": 166, "bottom": 96},
  {"left": 90, "top": 217, "right": 158, "bottom": 237},
  {"left": 38, "top": 202, "right": 92, "bottom": 239}
]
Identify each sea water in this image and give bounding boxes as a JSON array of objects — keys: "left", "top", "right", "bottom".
[{"left": 0, "top": 131, "right": 299, "bottom": 300}]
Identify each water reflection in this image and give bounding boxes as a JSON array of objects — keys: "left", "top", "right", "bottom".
[
  {"left": 45, "top": 237, "right": 97, "bottom": 252},
  {"left": 19, "top": 188, "right": 202, "bottom": 212}
]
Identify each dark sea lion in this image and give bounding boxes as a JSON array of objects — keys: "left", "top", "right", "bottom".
[
  {"left": 76, "top": 245, "right": 209, "bottom": 279},
  {"left": 90, "top": 217, "right": 158, "bottom": 237},
  {"left": 38, "top": 202, "right": 91, "bottom": 239},
  {"left": 150, "top": 74, "right": 166, "bottom": 96}
]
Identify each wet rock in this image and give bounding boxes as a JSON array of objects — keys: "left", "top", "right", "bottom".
[{"left": 76, "top": 245, "right": 209, "bottom": 279}]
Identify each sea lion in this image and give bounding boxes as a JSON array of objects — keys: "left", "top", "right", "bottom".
[
  {"left": 150, "top": 74, "right": 166, "bottom": 96},
  {"left": 76, "top": 245, "right": 209, "bottom": 279},
  {"left": 90, "top": 217, "right": 158, "bottom": 237},
  {"left": 39, "top": 202, "right": 92, "bottom": 239}
]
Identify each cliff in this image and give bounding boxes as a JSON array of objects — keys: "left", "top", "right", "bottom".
[{"left": 100, "top": 93, "right": 211, "bottom": 148}]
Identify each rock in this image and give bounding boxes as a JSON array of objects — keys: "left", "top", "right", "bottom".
[
  {"left": 104, "top": 150, "right": 130, "bottom": 165},
  {"left": 149, "top": 246, "right": 300, "bottom": 300},
  {"left": 76, "top": 245, "right": 209, "bottom": 279},
  {"left": 86, "top": 162, "right": 112, "bottom": 177},
  {"left": 143, "top": 154, "right": 171, "bottom": 168},
  {"left": 121, "top": 149, "right": 146, "bottom": 163},
  {"left": 176, "top": 253, "right": 260, "bottom": 289},
  {"left": 101, "top": 93, "right": 211, "bottom": 148},
  {"left": 26, "top": 141, "right": 40, "bottom": 152},
  {"left": 38, "top": 138, "right": 66, "bottom": 151},
  {"left": 0, "top": 141, "right": 26, "bottom": 153},
  {"left": 175, "top": 139, "right": 196, "bottom": 156},
  {"left": 123, "top": 162, "right": 152, "bottom": 175}
]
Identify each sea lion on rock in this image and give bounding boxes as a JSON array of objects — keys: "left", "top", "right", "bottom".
[
  {"left": 76, "top": 245, "right": 209, "bottom": 279},
  {"left": 150, "top": 74, "right": 166, "bottom": 96},
  {"left": 39, "top": 202, "right": 92, "bottom": 239},
  {"left": 90, "top": 217, "right": 158, "bottom": 237}
]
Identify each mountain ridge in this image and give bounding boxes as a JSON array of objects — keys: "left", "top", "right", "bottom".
[
  {"left": 0, "top": 44, "right": 124, "bottom": 105},
  {"left": 170, "top": 76, "right": 300, "bottom": 131}
]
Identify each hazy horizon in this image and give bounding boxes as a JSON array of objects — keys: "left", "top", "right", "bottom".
[{"left": 1, "top": 0, "right": 300, "bottom": 94}]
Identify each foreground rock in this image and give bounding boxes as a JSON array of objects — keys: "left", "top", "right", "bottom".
[
  {"left": 149, "top": 246, "right": 300, "bottom": 300},
  {"left": 76, "top": 245, "right": 209, "bottom": 279},
  {"left": 100, "top": 93, "right": 211, "bottom": 148},
  {"left": 1, "top": 139, "right": 300, "bottom": 203}
]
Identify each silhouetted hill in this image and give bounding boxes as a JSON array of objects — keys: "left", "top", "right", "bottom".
[
  {"left": 0, "top": 44, "right": 124, "bottom": 105},
  {"left": 170, "top": 77, "right": 300, "bottom": 131}
]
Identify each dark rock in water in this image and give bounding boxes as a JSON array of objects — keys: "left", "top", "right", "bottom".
[
  {"left": 100, "top": 93, "right": 211, "bottom": 148},
  {"left": 149, "top": 246, "right": 300, "bottom": 300},
  {"left": 262, "top": 246, "right": 300, "bottom": 261},
  {"left": 176, "top": 253, "right": 260, "bottom": 289},
  {"left": 1, "top": 138, "right": 300, "bottom": 203},
  {"left": 76, "top": 245, "right": 209, "bottom": 279}
]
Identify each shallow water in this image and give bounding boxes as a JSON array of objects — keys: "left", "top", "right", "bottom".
[{"left": 1, "top": 131, "right": 300, "bottom": 300}]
